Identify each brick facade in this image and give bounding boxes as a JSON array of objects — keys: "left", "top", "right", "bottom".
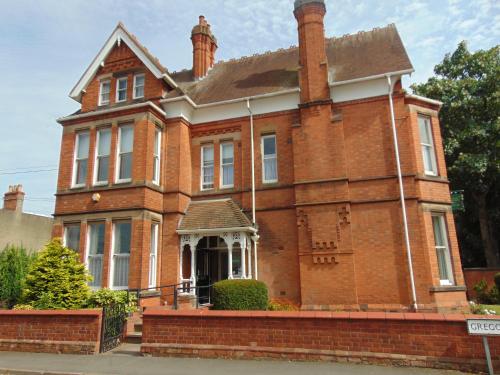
[
  {"left": 53, "top": 0, "right": 467, "bottom": 311},
  {"left": 0, "top": 309, "right": 102, "bottom": 354},
  {"left": 141, "top": 309, "right": 499, "bottom": 373}
]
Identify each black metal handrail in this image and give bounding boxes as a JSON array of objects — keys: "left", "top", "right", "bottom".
[{"left": 127, "top": 281, "right": 215, "bottom": 310}]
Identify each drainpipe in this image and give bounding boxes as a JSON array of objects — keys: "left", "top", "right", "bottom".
[
  {"left": 386, "top": 75, "right": 418, "bottom": 311},
  {"left": 246, "top": 99, "right": 258, "bottom": 280}
]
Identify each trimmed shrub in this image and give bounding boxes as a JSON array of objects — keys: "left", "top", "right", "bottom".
[
  {"left": 86, "top": 289, "right": 137, "bottom": 314},
  {"left": 0, "top": 246, "right": 36, "bottom": 308},
  {"left": 22, "top": 239, "right": 91, "bottom": 309},
  {"left": 212, "top": 279, "right": 268, "bottom": 310},
  {"left": 267, "top": 299, "right": 299, "bottom": 311}
]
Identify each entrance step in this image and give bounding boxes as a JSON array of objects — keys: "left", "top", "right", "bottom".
[
  {"left": 124, "top": 331, "right": 142, "bottom": 344},
  {"left": 107, "top": 343, "right": 142, "bottom": 356}
]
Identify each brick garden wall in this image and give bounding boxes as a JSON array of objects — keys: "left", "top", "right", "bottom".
[
  {"left": 0, "top": 309, "right": 102, "bottom": 354},
  {"left": 141, "top": 310, "right": 499, "bottom": 373}
]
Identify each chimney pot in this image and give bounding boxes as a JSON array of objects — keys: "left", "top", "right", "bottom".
[{"left": 3, "top": 184, "right": 25, "bottom": 212}]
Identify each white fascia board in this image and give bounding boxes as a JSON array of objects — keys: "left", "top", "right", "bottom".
[
  {"left": 57, "top": 101, "right": 166, "bottom": 123},
  {"left": 161, "top": 89, "right": 300, "bottom": 124},
  {"left": 405, "top": 93, "right": 443, "bottom": 106},
  {"left": 329, "top": 69, "right": 414, "bottom": 87},
  {"left": 69, "top": 26, "right": 176, "bottom": 102}
]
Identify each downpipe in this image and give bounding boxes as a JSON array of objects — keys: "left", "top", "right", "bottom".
[
  {"left": 386, "top": 75, "right": 418, "bottom": 311},
  {"left": 247, "top": 99, "right": 258, "bottom": 280}
]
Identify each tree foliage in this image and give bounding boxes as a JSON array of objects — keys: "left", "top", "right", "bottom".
[
  {"left": 412, "top": 41, "right": 500, "bottom": 267},
  {"left": 22, "top": 238, "right": 91, "bottom": 309},
  {"left": 0, "top": 246, "right": 36, "bottom": 308}
]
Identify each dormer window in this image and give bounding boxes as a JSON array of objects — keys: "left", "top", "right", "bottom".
[
  {"left": 98, "top": 80, "right": 110, "bottom": 106},
  {"left": 116, "top": 77, "right": 128, "bottom": 102},
  {"left": 133, "top": 74, "right": 145, "bottom": 99}
]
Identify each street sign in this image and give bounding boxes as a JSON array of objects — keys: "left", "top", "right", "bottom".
[
  {"left": 467, "top": 318, "right": 500, "bottom": 375},
  {"left": 467, "top": 318, "right": 500, "bottom": 336}
]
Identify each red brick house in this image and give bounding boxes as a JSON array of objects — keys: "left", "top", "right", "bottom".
[{"left": 53, "top": 0, "right": 468, "bottom": 311}]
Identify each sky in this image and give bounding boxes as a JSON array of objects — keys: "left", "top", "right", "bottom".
[{"left": 0, "top": 0, "right": 498, "bottom": 216}]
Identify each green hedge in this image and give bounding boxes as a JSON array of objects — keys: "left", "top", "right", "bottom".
[{"left": 212, "top": 279, "right": 268, "bottom": 310}]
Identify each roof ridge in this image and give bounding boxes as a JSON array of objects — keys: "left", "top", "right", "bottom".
[
  {"left": 213, "top": 44, "right": 298, "bottom": 66},
  {"left": 325, "top": 23, "right": 397, "bottom": 43}
]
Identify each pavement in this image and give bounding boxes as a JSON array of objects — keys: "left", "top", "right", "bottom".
[{"left": 0, "top": 350, "right": 472, "bottom": 375}]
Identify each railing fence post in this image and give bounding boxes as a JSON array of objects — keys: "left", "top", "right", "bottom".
[{"left": 174, "top": 286, "right": 178, "bottom": 310}]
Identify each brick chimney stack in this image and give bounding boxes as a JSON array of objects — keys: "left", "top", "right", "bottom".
[
  {"left": 191, "top": 15, "right": 217, "bottom": 80},
  {"left": 3, "top": 184, "right": 25, "bottom": 212},
  {"left": 294, "top": 0, "right": 330, "bottom": 104}
]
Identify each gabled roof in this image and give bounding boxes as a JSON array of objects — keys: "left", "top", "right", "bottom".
[
  {"left": 167, "top": 24, "right": 413, "bottom": 105},
  {"left": 69, "top": 22, "right": 177, "bottom": 102},
  {"left": 178, "top": 199, "right": 252, "bottom": 231}
]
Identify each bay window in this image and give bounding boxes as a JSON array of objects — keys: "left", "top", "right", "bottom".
[
  {"left": 72, "top": 131, "right": 90, "bottom": 187},
  {"left": 431, "top": 214, "right": 454, "bottom": 286},
  {"left": 111, "top": 221, "right": 131, "bottom": 289},
  {"left": 418, "top": 115, "right": 438, "bottom": 176},
  {"left": 64, "top": 223, "right": 80, "bottom": 252},
  {"left": 261, "top": 134, "right": 277, "bottom": 183},
  {"left": 87, "top": 222, "right": 105, "bottom": 288},
  {"left": 220, "top": 142, "right": 234, "bottom": 188},
  {"left": 201, "top": 144, "right": 214, "bottom": 190},
  {"left": 94, "top": 128, "right": 111, "bottom": 185},
  {"left": 116, "top": 125, "right": 133, "bottom": 182}
]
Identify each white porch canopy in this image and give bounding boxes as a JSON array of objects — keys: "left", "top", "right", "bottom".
[{"left": 176, "top": 199, "right": 259, "bottom": 294}]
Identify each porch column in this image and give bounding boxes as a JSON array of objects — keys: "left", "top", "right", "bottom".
[
  {"left": 190, "top": 244, "right": 196, "bottom": 288},
  {"left": 179, "top": 245, "right": 184, "bottom": 279},
  {"left": 240, "top": 233, "right": 246, "bottom": 279},
  {"left": 247, "top": 236, "right": 252, "bottom": 279},
  {"left": 227, "top": 241, "right": 233, "bottom": 279}
]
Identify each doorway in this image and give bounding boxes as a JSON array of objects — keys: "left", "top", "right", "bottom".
[{"left": 196, "top": 236, "right": 228, "bottom": 302}]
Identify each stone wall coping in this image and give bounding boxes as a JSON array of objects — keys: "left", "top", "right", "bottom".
[
  {"left": 0, "top": 308, "right": 102, "bottom": 316},
  {"left": 143, "top": 309, "right": 495, "bottom": 322}
]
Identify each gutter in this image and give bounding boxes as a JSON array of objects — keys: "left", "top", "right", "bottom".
[
  {"left": 405, "top": 93, "right": 443, "bottom": 107},
  {"left": 57, "top": 101, "right": 166, "bottom": 123},
  {"left": 247, "top": 98, "right": 259, "bottom": 280},
  {"left": 386, "top": 74, "right": 418, "bottom": 311},
  {"left": 176, "top": 227, "right": 257, "bottom": 235},
  {"left": 329, "top": 69, "right": 414, "bottom": 87}
]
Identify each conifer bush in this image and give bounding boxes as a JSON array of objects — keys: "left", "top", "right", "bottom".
[
  {"left": 21, "top": 239, "right": 91, "bottom": 309},
  {"left": 212, "top": 279, "right": 268, "bottom": 310},
  {"left": 0, "top": 245, "right": 35, "bottom": 308}
]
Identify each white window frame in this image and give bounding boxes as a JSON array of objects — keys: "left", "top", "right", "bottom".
[
  {"left": 201, "top": 144, "right": 215, "bottom": 190},
  {"left": 149, "top": 223, "right": 159, "bottom": 288},
  {"left": 63, "top": 223, "right": 81, "bottom": 252},
  {"left": 85, "top": 222, "right": 105, "bottom": 290},
  {"left": 116, "top": 77, "right": 128, "bottom": 103},
  {"left": 109, "top": 221, "right": 132, "bottom": 290},
  {"left": 98, "top": 80, "right": 110, "bottom": 106},
  {"left": 93, "top": 128, "right": 111, "bottom": 186},
  {"left": 220, "top": 142, "right": 234, "bottom": 189},
  {"left": 261, "top": 134, "right": 278, "bottom": 184},
  {"left": 115, "top": 125, "right": 133, "bottom": 183},
  {"left": 133, "top": 73, "right": 145, "bottom": 99},
  {"left": 152, "top": 128, "right": 161, "bottom": 185},
  {"left": 418, "top": 115, "right": 438, "bottom": 176},
  {"left": 71, "top": 131, "right": 90, "bottom": 188},
  {"left": 431, "top": 214, "right": 454, "bottom": 286}
]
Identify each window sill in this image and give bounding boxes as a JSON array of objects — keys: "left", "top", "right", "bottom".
[
  {"left": 70, "top": 184, "right": 86, "bottom": 190},
  {"left": 429, "top": 285, "right": 466, "bottom": 293},
  {"left": 93, "top": 182, "right": 108, "bottom": 187},
  {"left": 114, "top": 179, "right": 132, "bottom": 185},
  {"left": 220, "top": 185, "right": 234, "bottom": 190}
]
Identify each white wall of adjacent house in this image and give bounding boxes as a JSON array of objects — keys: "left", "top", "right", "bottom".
[{"left": 161, "top": 75, "right": 404, "bottom": 125}]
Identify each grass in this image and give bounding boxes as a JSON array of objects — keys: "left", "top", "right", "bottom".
[{"left": 481, "top": 304, "right": 500, "bottom": 314}]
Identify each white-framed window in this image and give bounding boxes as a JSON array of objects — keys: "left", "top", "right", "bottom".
[
  {"left": 110, "top": 221, "right": 131, "bottom": 290},
  {"left": 220, "top": 142, "right": 234, "bottom": 188},
  {"left": 149, "top": 223, "right": 159, "bottom": 288},
  {"left": 116, "top": 77, "right": 128, "bottom": 103},
  {"left": 116, "top": 125, "right": 133, "bottom": 183},
  {"left": 64, "top": 223, "right": 81, "bottom": 252},
  {"left": 93, "top": 128, "right": 111, "bottom": 185},
  {"left": 201, "top": 144, "right": 214, "bottom": 190},
  {"left": 418, "top": 115, "right": 438, "bottom": 176},
  {"left": 99, "top": 80, "right": 111, "bottom": 106},
  {"left": 152, "top": 128, "right": 161, "bottom": 185},
  {"left": 431, "top": 214, "right": 454, "bottom": 286},
  {"left": 261, "top": 134, "right": 278, "bottom": 183},
  {"left": 72, "top": 131, "right": 90, "bottom": 187},
  {"left": 86, "top": 222, "right": 105, "bottom": 289},
  {"left": 133, "top": 73, "right": 145, "bottom": 99}
]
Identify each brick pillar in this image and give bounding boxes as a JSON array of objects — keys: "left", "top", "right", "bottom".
[{"left": 3, "top": 185, "right": 25, "bottom": 212}]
